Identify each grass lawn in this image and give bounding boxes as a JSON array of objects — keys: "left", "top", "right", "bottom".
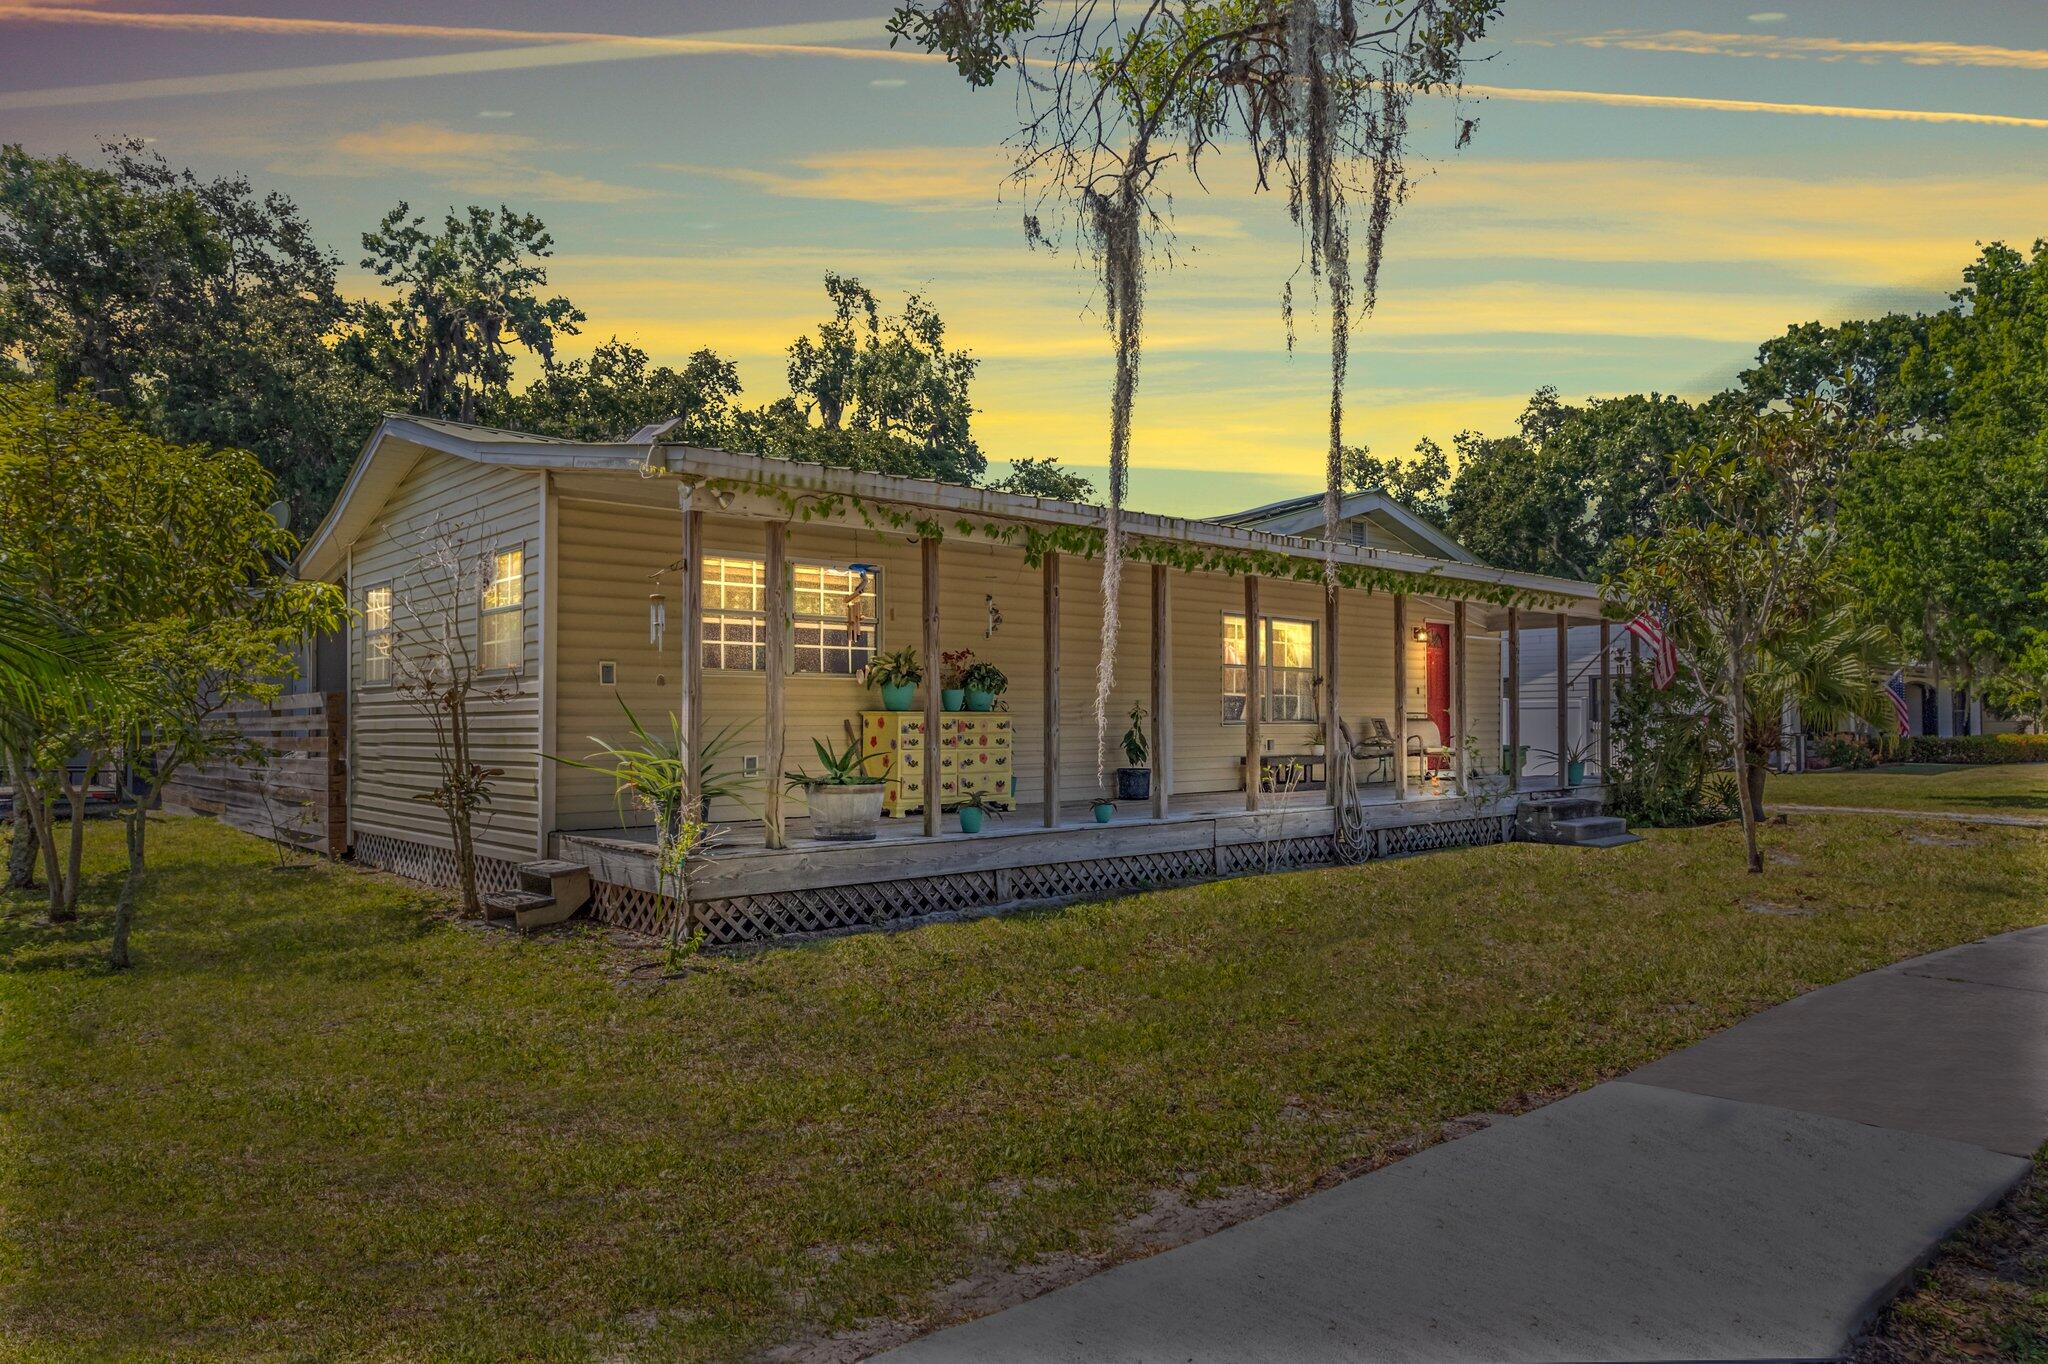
[
  {"left": 1770, "top": 762, "right": 2048, "bottom": 816},
  {"left": 2, "top": 815, "right": 2043, "bottom": 1361}
]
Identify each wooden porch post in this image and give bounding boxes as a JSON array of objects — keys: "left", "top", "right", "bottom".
[
  {"left": 1451, "top": 600, "right": 1469, "bottom": 794},
  {"left": 1324, "top": 582, "right": 1342, "bottom": 808},
  {"left": 922, "top": 536, "right": 942, "bottom": 837},
  {"left": 1392, "top": 594, "right": 1409, "bottom": 800},
  {"left": 1042, "top": 552, "right": 1061, "bottom": 828},
  {"left": 1554, "top": 612, "right": 1570, "bottom": 784},
  {"left": 762, "top": 521, "right": 787, "bottom": 849},
  {"left": 1150, "top": 563, "right": 1172, "bottom": 820},
  {"left": 1506, "top": 607, "right": 1522, "bottom": 789},
  {"left": 1598, "top": 619, "right": 1612, "bottom": 781},
  {"left": 1244, "top": 574, "right": 1262, "bottom": 811},
  {"left": 678, "top": 495, "right": 704, "bottom": 808}
]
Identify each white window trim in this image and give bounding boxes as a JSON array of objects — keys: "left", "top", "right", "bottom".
[
  {"left": 699, "top": 554, "right": 882, "bottom": 677},
  {"left": 360, "top": 583, "right": 393, "bottom": 688},
  {"left": 479, "top": 546, "right": 526, "bottom": 675},
  {"left": 1221, "top": 611, "right": 1320, "bottom": 726}
]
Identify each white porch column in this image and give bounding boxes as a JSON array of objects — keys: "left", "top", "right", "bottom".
[
  {"left": 1042, "top": 552, "right": 1061, "bottom": 828},
  {"left": 1392, "top": 594, "right": 1409, "bottom": 800},
  {"left": 1324, "top": 581, "right": 1342, "bottom": 809},
  {"left": 1451, "top": 600, "right": 1469, "bottom": 794},
  {"left": 763, "top": 521, "right": 787, "bottom": 849},
  {"left": 1937, "top": 678, "right": 1956, "bottom": 739},
  {"left": 922, "top": 537, "right": 943, "bottom": 837},
  {"left": 1970, "top": 692, "right": 1985, "bottom": 735},
  {"left": 1151, "top": 564, "right": 1172, "bottom": 820},
  {"left": 1598, "top": 619, "right": 1612, "bottom": 780},
  {"left": 678, "top": 492, "right": 704, "bottom": 807},
  {"left": 1506, "top": 607, "right": 1522, "bottom": 788},
  {"left": 1244, "top": 574, "right": 1262, "bottom": 812},
  {"left": 1554, "top": 612, "right": 1570, "bottom": 783}
]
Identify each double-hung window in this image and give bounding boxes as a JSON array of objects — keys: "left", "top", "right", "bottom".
[
  {"left": 1222, "top": 614, "right": 1318, "bottom": 723},
  {"left": 361, "top": 585, "right": 392, "bottom": 684},
  {"left": 699, "top": 557, "right": 879, "bottom": 675},
  {"left": 479, "top": 548, "right": 525, "bottom": 672}
]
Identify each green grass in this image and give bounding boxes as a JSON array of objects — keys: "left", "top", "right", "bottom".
[
  {"left": 1770, "top": 762, "right": 2048, "bottom": 816},
  {"left": 2, "top": 814, "right": 2044, "bottom": 1361}
]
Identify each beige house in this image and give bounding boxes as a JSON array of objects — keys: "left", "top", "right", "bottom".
[{"left": 298, "top": 416, "right": 1611, "bottom": 944}]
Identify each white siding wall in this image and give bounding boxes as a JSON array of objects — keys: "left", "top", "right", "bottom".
[
  {"left": 346, "top": 449, "right": 545, "bottom": 861},
  {"left": 551, "top": 499, "right": 1512, "bottom": 828}
]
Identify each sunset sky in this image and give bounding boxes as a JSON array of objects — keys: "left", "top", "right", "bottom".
[{"left": 5, "top": 1, "right": 2046, "bottom": 515}]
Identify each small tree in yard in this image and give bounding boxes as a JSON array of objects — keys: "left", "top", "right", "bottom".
[
  {"left": 385, "top": 527, "right": 516, "bottom": 918},
  {"left": 1619, "top": 395, "right": 1871, "bottom": 873}
]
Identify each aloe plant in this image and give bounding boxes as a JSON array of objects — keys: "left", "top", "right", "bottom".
[{"left": 783, "top": 733, "right": 890, "bottom": 789}]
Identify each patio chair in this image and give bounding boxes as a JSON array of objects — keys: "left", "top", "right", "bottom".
[
  {"left": 1407, "top": 715, "right": 1454, "bottom": 780},
  {"left": 1338, "top": 716, "right": 1396, "bottom": 784}
]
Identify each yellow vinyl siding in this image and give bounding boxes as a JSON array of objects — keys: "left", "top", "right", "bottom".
[
  {"left": 548, "top": 495, "right": 1514, "bottom": 829},
  {"left": 346, "top": 448, "right": 544, "bottom": 861}
]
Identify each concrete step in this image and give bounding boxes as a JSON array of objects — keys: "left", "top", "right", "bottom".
[{"left": 1518, "top": 811, "right": 1640, "bottom": 849}]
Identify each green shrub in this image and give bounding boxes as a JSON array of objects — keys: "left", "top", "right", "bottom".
[
  {"left": 1812, "top": 734, "right": 1879, "bottom": 770},
  {"left": 1901, "top": 733, "right": 2048, "bottom": 764},
  {"left": 1607, "top": 672, "right": 1734, "bottom": 827}
]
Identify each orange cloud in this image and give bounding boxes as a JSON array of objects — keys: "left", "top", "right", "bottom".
[
  {"left": 298, "top": 121, "right": 656, "bottom": 205},
  {"left": 1567, "top": 29, "right": 2048, "bottom": 72}
]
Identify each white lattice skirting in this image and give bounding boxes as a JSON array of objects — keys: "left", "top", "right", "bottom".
[
  {"left": 354, "top": 832, "right": 520, "bottom": 897},
  {"left": 584, "top": 815, "right": 1512, "bottom": 948}
]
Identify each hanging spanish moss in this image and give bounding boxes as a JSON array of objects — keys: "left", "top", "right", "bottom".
[
  {"left": 889, "top": 0, "right": 1498, "bottom": 782},
  {"left": 1087, "top": 166, "right": 1148, "bottom": 782}
]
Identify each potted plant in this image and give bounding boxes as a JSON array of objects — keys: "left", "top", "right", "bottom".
[
  {"left": 1091, "top": 793, "right": 1116, "bottom": 823},
  {"left": 940, "top": 649, "right": 974, "bottom": 712},
  {"left": 863, "top": 646, "right": 923, "bottom": 712},
  {"left": 783, "top": 733, "right": 891, "bottom": 840},
  {"left": 1536, "top": 738, "right": 1593, "bottom": 787},
  {"left": 1115, "top": 702, "right": 1150, "bottom": 801},
  {"left": 956, "top": 789, "right": 1002, "bottom": 835},
  {"left": 959, "top": 659, "right": 1008, "bottom": 712}
]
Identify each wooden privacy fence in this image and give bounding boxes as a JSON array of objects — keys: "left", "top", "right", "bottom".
[{"left": 161, "top": 692, "right": 347, "bottom": 856}]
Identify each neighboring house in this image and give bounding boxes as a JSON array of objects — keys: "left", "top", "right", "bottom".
[{"left": 297, "top": 418, "right": 1608, "bottom": 945}]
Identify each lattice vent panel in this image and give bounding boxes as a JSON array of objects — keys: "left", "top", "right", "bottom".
[
  {"left": 695, "top": 871, "right": 1001, "bottom": 946},
  {"left": 1375, "top": 815, "right": 1513, "bottom": 859},
  {"left": 591, "top": 881, "right": 681, "bottom": 938},
  {"left": 1009, "top": 848, "right": 1216, "bottom": 904},
  {"left": 1216, "top": 836, "right": 1339, "bottom": 877},
  {"left": 355, "top": 832, "right": 518, "bottom": 895}
]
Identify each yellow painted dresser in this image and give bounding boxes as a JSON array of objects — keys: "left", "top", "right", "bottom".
[{"left": 860, "top": 711, "right": 1015, "bottom": 816}]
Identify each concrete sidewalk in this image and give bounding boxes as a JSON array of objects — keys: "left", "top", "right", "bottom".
[{"left": 879, "top": 925, "right": 2048, "bottom": 1364}]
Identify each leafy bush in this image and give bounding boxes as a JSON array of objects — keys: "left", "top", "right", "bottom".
[
  {"left": 1606, "top": 671, "right": 1734, "bottom": 827},
  {"left": 1901, "top": 733, "right": 2048, "bottom": 764},
  {"left": 1811, "top": 734, "right": 1879, "bottom": 770}
]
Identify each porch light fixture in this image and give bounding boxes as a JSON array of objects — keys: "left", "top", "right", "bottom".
[{"left": 1411, "top": 626, "right": 1428, "bottom": 643}]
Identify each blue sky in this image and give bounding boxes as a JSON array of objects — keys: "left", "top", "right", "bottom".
[{"left": 5, "top": 1, "right": 2046, "bottom": 514}]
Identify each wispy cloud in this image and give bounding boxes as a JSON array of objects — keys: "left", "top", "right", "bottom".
[
  {"left": 297, "top": 121, "right": 655, "bottom": 205},
  {"left": 1566, "top": 29, "right": 2048, "bottom": 71},
  {"left": 0, "top": 10, "right": 932, "bottom": 111},
  {"left": 1463, "top": 82, "right": 2048, "bottom": 129}
]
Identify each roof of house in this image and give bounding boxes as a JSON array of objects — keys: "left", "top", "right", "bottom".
[
  {"left": 297, "top": 416, "right": 1608, "bottom": 619},
  {"left": 1211, "top": 490, "right": 1479, "bottom": 564}
]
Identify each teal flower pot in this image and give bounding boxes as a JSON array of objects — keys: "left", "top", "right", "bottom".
[
  {"left": 1092, "top": 801, "right": 1114, "bottom": 824},
  {"left": 965, "top": 689, "right": 995, "bottom": 712},
  {"left": 880, "top": 681, "right": 915, "bottom": 712},
  {"left": 958, "top": 806, "right": 984, "bottom": 834},
  {"left": 1567, "top": 759, "right": 1586, "bottom": 787},
  {"left": 942, "top": 688, "right": 966, "bottom": 712}
]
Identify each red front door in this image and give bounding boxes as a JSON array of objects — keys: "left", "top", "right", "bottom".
[{"left": 1425, "top": 623, "right": 1451, "bottom": 769}]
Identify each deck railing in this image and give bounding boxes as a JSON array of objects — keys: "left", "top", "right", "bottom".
[{"left": 160, "top": 692, "right": 347, "bottom": 857}]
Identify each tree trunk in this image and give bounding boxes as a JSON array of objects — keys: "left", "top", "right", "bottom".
[
  {"left": 6, "top": 805, "right": 36, "bottom": 891},
  {"left": 1746, "top": 759, "right": 1769, "bottom": 825},
  {"left": 59, "top": 770, "right": 90, "bottom": 920},
  {"left": 110, "top": 807, "right": 146, "bottom": 969},
  {"left": 1726, "top": 647, "right": 1763, "bottom": 875},
  {"left": 33, "top": 792, "right": 67, "bottom": 922}
]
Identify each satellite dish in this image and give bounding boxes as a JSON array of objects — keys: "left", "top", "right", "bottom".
[{"left": 266, "top": 499, "right": 291, "bottom": 530}]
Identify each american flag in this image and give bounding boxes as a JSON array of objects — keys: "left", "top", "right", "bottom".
[
  {"left": 1625, "top": 608, "right": 1678, "bottom": 690},
  {"left": 1885, "top": 670, "right": 1911, "bottom": 735}
]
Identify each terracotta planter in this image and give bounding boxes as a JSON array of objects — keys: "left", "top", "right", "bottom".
[{"left": 805, "top": 783, "right": 886, "bottom": 840}]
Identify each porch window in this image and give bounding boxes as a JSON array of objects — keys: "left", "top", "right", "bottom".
[
  {"left": 361, "top": 585, "right": 392, "bottom": 684},
  {"left": 702, "top": 555, "right": 768, "bottom": 671},
  {"left": 479, "top": 548, "right": 525, "bottom": 671},
  {"left": 1222, "top": 614, "right": 1318, "bottom": 723},
  {"left": 698, "top": 556, "right": 878, "bottom": 675}
]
